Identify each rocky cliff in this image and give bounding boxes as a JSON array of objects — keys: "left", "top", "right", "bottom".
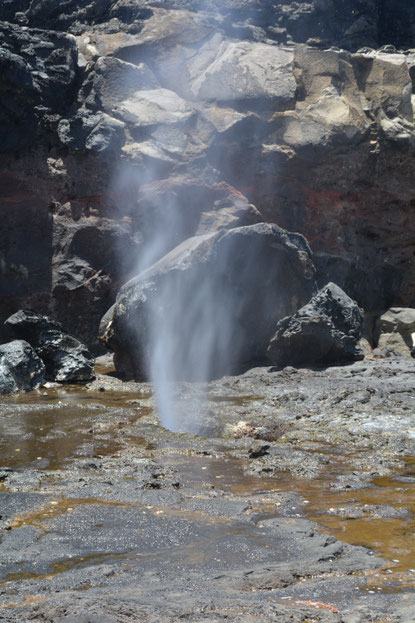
[{"left": 1, "top": 0, "right": 414, "bottom": 350}]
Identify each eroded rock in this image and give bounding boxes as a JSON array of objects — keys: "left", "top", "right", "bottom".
[
  {"left": 374, "top": 332, "right": 413, "bottom": 359},
  {"left": 57, "top": 110, "right": 126, "bottom": 153}
]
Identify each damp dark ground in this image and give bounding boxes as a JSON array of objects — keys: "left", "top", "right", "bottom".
[{"left": 0, "top": 356, "right": 414, "bottom": 622}]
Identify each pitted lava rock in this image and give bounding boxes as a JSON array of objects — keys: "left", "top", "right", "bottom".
[{"left": 267, "top": 282, "right": 364, "bottom": 366}]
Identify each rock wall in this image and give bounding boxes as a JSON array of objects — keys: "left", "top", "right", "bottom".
[{"left": 1, "top": 1, "right": 414, "bottom": 350}]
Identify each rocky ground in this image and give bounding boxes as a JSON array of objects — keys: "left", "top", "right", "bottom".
[{"left": 0, "top": 355, "right": 413, "bottom": 622}]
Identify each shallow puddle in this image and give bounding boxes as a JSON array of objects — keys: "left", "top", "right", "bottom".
[
  {"left": 0, "top": 387, "right": 151, "bottom": 470},
  {"left": 0, "top": 384, "right": 414, "bottom": 594},
  {"left": 168, "top": 453, "right": 415, "bottom": 586}
]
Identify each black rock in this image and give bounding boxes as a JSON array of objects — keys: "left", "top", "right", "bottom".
[
  {"left": 0, "top": 339, "right": 45, "bottom": 394},
  {"left": 0, "top": 22, "right": 78, "bottom": 150},
  {"left": 5, "top": 310, "right": 62, "bottom": 342},
  {"left": 0, "top": 0, "right": 113, "bottom": 32},
  {"left": 99, "top": 222, "right": 316, "bottom": 380},
  {"left": 267, "top": 282, "right": 364, "bottom": 367},
  {"left": 5, "top": 310, "right": 94, "bottom": 383}
]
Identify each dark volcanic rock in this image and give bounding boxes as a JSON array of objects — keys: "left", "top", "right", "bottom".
[
  {"left": 3, "top": 0, "right": 116, "bottom": 33},
  {"left": 0, "top": 179, "right": 53, "bottom": 337},
  {"left": 267, "top": 282, "right": 364, "bottom": 367},
  {"left": 2, "top": 2, "right": 415, "bottom": 51},
  {"left": 100, "top": 223, "right": 316, "bottom": 380},
  {"left": 5, "top": 310, "right": 94, "bottom": 382},
  {"left": 313, "top": 252, "right": 404, "bottom": 313},
  {"left": 0, "top": 21, "right": 78, "bottom": 150},
  {"left": 0, "top": 339, "right": 45, "bottom": 394}
]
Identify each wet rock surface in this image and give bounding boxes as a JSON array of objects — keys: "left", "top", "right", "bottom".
[{"left": 0, "top": 356, "right": 413, "bottom": 621}]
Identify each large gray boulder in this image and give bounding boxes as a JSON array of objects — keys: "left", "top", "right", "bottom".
[
  {"left": 99, "top": 223, "right": 316, "bottom": 380},
  {"left": 0, "top": 340, "right": 45, "bottom": 394},
  {"left": 5, "top": 310, "right": 94, "bottom": 383},
  {"left": 267, "top": 283, "right": 364, "bottom": 367}
]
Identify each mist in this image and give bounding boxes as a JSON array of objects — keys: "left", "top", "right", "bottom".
[{"left": 106, "top": 9, "right": 303, "bottom": 433}]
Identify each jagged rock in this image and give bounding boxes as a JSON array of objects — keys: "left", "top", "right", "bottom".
[
  {"left": 0, "top": 21, "right": 78, "bottom": 150},
  {"left": 0, "top": 0, "right": 116, "bottom": 33},
  {"left": 313, "top": 253, "right": 403, "bottom": 313},
  {"left": 99, "top": 223, "right": 316, "bottom": 380},
  {"left": 50, "top": 206, "right": 141, "bottom": 352},
  {"left": 0, "top": 179, "right": 53, "bottom": 340},
  {"left": 254, "top": 45, "right": 415, "bottom": 311},
  {"left": 4, "top": 1, "right": 414, "bottom": 52},
  {"left": 5, "top": 310, "right": 94, "bottom": 382},
  {"left": 124, "top": 176, "right": 263, "bottom": 254},
  {"left": 0, "top": 340, "right": 45, "bottom": 394},
  {"left": 374, "top": 307, "right": 415, "bottom": 358},
  {"left": 267, "top": 283, "right": 364, "bottom": 367},
  {"left": 79, "top": 56, "right": 160, "bottom": 112},
  {"left": 112, "top": 88, "right": 195, "bottom": 140}
]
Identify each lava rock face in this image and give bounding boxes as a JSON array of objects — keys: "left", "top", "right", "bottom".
[
  {"left": 0, "top": 21, "right": 78, "bottom": 150},
  {"left": 2, "top": 2, "right": 415, "bottom": 50},
  {"left": 5, "top": 310, "right": 94, "bottom": 382},
  {"left": 0, "top": 1, "right": 415, "bottom": 349},
  {"left": 100, "top": 223, "right": 316, "bottom": 379},
  {"left": 267, "top": 282, "right": 364, "bottom": 366},
  {"left": 0, "top": 339, "right": 45, "bottom": 394}
]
